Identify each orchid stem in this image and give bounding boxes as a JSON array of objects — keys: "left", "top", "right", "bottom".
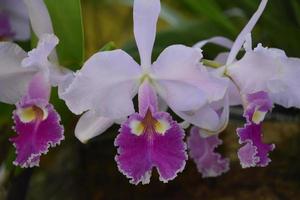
[{"left": 202, "top": 59, "right": 223, "bottom": 68}]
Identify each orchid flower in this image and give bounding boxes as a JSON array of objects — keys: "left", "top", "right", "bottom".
[
  {"left": 184, "top": 0, "right": 269, "bottom": 178},
  {"left": 0, "top": 0, "right": 30, "bottom": 41},
  {"left": 0, "top": 0, "right": 67, "bottom": 167},
  {"left": 191, "top": 0, "right": 273, "bottom": 169},
  {"left": 61, "top": 0, "right": 228, "bottom": 144},
  {"left": 115, "top": 80, "right": 187, "bottom": 184},
  {"left": 193, "top": 0, "right": 300, "bottom": 169}
]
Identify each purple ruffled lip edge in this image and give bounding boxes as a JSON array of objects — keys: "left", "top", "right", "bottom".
[
  {"left": 237, "top": 91, "right": 275, "bottom": 168},
  {"left": 10, "top": 101, "right": 64, "bottom": 168},
  {"left": 188, "top": 127, "right": 230, "bottom": 178}
]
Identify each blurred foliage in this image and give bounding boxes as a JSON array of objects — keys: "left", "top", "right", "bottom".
[
  {"left": 45, "top": 0, "right": 84, "bottom": 69},
  {"left": 1, "top": 0, "right": 300, "bottom": 199}
]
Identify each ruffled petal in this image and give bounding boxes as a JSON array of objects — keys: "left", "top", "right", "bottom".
[
  {"left": 75, "top": 111, "right": 114, "bottom": 143},
  {"left": 152, "top": 45, "right": 228, "bottom": 111},
  {"left": 227, "top": 45, "right": 284, "bottom": 95},
  {"left": 237, "top": 123, "right": 275, "bottom": 168},
  {"left": 228, "top": 42, "right": 300, "bottom": 109},
  {"left": 60, "top": 50, "right": 142, "bottom": 118},
  {"left": 188, "top": 127, "right": 229, "bottom": 177},
  {"left": 10, "top": 100, "right": 64, "bottom": 168},
  {"left": 133, "top": 0, "right": 160, "bottom": 67},
  {"left": 22, "top": 34, "right": 58, "bottom": 72},
  {"left": 115, "top": 112, "right": 187, "bottom": 184},
  {"left": 268, "top": 57, "right": 300, "bottom": 108},
  {"left": 0, "top": 42, "right": 37, "bottom": 104},
  {"left": 237, "top": 91, "right": 275, "bottom": 168}
]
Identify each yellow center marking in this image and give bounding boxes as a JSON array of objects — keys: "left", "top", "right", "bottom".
[
  {"left": 18, "top": 105, "right": 48, "bottom": 123},
  {"left": 252, "top": 110, "right": 266, "bottom": 124},
  {"left": 130, "top": 110, "right": 171, "bottom": 136}
]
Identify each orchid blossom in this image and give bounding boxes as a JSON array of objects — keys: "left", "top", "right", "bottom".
[
  {"left": 60, "top": 0, "right": 231, "bottom": 184},
  {"left": 192, "top": 0, "right": 300, "bottom": 170},
  {"left": 0, "top": 0, "right": 68, "bottom": 167},
  {"left": 0, "top": 0, "right": 30, "bottom": 41},
  {"left": 61, "top": 0, "right": 228, "bottom": 144}
]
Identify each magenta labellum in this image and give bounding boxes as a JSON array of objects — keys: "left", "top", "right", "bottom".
[
  {"left": 9, "top": 73, "right": 64, "bottom": 168},
  {"left": 237, "top": 91, "right": 275, "bottom": 168},
  {"left": 188, "top": 127, "right": 229, "bottom": 178},
  {"left": 115, "top": 81, "right": 187, "bottom": 184}
]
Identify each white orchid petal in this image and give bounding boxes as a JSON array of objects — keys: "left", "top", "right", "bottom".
[
  {"left": 228, "top": 42, "right": 300, "bottom": 108},
  {"left": 60, "top": 50, "right": 142, "bottom": 119},
  {"left": 23, "top": 0, "right": 54, "bottom": 38},
  {"left": 227, "top": 46, "right": 282, "bottom": 95},
  {"left": 176, "top": 105, "right": 220, "bottom": 131},
  {"left": 0, "top": 42, "right": 37, "bottom": 104},
  {"left": 22, "top": 34, "right": 58, "bottom": 69},
  {"left": 269, "top": 57, "right": 300, "bottom": 108},
  {"left": 226, "top": 0, "right": 268, "bottom": 65},
  {"left": 134, "top": 0, "right": 160, "bottom": 67},
  {"left": 75, "top": 111, "right": 114, "bottom": 143},
  {"left": 193, "top": 36, "right": 233, "bottom": 49},
  {"left": 152, "top": 45, "right": 228, "bottom": 111},
  {"left": 214, "top": 52, "right": 230, "bottom": 65}
]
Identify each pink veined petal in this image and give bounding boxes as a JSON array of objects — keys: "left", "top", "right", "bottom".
[
  {"left": 152, "top": 45, "right": 228, "bottom": 112},
  {"left": 60, "top": 50, "right": 142, "bottom": 119},
  {"left": 226, "top": 0, "right": 268, "bottom": 65},
  {"left": 133, "top": 0, "right": 160, "bottom": 67},
  {"left": 193, "top": 36, "right": 233, "bottom": 49},
  {"left": 75, "top": 111, "right": 114, "bottom": 143},
  {"left": 0, "top": 42, "right": 37, "bottom": 104},
  {"left": 188, "top": 127, "right": 230, "bottom": 178},
  {"left": 27, "top": 73, "right": 51, "bottom": 101},
  {"left": 138, "top": 80, "right": 158, "bottom": 116}
]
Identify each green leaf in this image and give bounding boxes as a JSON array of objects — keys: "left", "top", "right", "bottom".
[
  {"left": 44, "top": 0, "right": 84, "bottom": 69},
  {"left": 100, "top": 41, "right": 117, "bottom": 52},
  {"left": 180, "top": 0, "right": 238, "bottom": 36},
  {"left": 291, "top": 0, "right": 300, "bottom": 26}
]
